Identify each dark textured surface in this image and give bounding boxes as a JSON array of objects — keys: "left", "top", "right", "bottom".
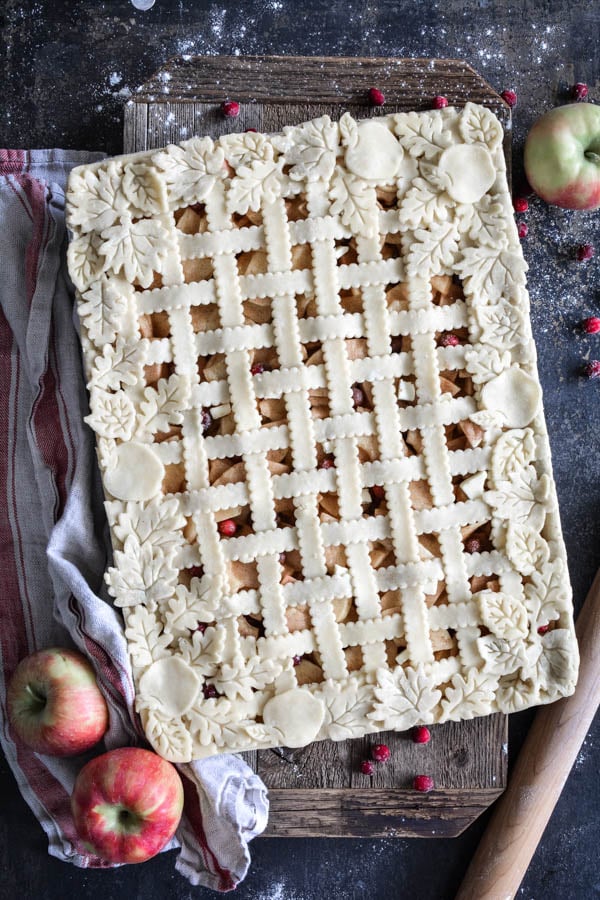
[{"left": 2, "top": 1, "right": 599, "bottom": 898}]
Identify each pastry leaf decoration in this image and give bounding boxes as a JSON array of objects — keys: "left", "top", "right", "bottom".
[
  {"left": 407, "top": 221, "right": 459, "bottom": 276},
  {"left": 67, "top": 162, "right": 125, "bottom": 233},
  {"left": 122, "top": 162, "right": 168, "bottom": 216},
  {"left": 440, "top": 669, "right": 496, "bottom": 721},
  {"left": 455, "top": 246, "right": 528, "bottom": 302},
  {"left": 460, "top": 195, "right": 509, "bottom": 248},
  {"left": 86, "top": 389, "right": 136, "bottom": 440},
  {"left": 106, "top": 533, "right": 177, "bottom": 608},
  {"left": 78, "top": 277, "right": 131, "bottom": 345},
  {"left": 401, "top": 177, "right": 451, "bottom": 228},
  {"left": 212, "top": 657, "right": 283, "bottom": 702},
  {"left": 329, "top": 167, "right": 379, "bottom": 237},
  {"left": 496, "top": 671, "right": 536, "bottom": 713},
  {"left": 477, "top": 635, "right": 527, "bottom": 675},
  {"left": 153, "top": 136, "right": 225, "bottom": 205},
  {"left": 485, "top": 465, "right": 546, "bottom": 529},
  {"left": 418, "top": 159, "right": 454, "bottom": 193},
  {"left": 100, "top": 216, "right": 170, "bottom": 288},
  {"left": 124, "top": 605, "right": 172, "bottom": 670},
  {"left": 526, "top": 629, "right": 579, "bottom": 693},
  {"left": 477, "top": 590, "right": 529, "bottom": 639},
  {"left": 141, "top": 707, "right": 192, "bottom": 763},
  {"left": 137, "top": 373, "right": 191, "bottom": 435},
  {"left": 505, "top": 522, "right": 550, "bottom": 576},
  {"left": 316, "top": 677, "right": 375, "bottom": 741},
  {"left": 491, "top": 429, "right": 536, "bottom": 484},
  {"left": 475, "top": 299, "right": 524, "bottom": 349},
  {"left": 278, "top": 115, "right": 339, "bottom": 182},
  {"left": 67, "top": 231, "right": 105, "bottom": 292},
  {"left": 464, "top": 346, "right": 512, "bottom": 384},
  {"left": 88, "top": 337, "right": 147, "bottom": 391},
  {"left": 369, "top": 665, "right": 441, "bottom": 730},
  {"left": 524, "top": 559, "right": 571, "bottom": 629},
  {"left": 459, "top": 102, "right": 504, "bottom": 151},
  {"left": 187, "top": 698, "right": 232, "bottom": 747},
  {"left": 178, "top": 626, "right": 225, "bottom": 676},
  {"left": 227, "top": 159, "right": 285, "bottom": 214},
  {"left": 219, "top": 131, "right": 275, "bottom": 168},
  {"left": 112, "top": 496, "right": 186, "bottom": 553},
  {"left": 393, "top": 111, "right": 452, "bottom": 160}
]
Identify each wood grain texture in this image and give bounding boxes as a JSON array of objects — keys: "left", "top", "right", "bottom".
[
  {"left": 129, "top": 55, "right": 510, "bottom": 113},
  {"left": 125, "top": 56, "right": 509, "bottom": 838},
  {"left": 456, "top": 570, "right": 600, "bottom": 900},
  {"left": 265, "top": 789, "right": 505, "bottom": 838}
]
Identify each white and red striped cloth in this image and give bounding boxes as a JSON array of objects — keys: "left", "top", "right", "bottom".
[{"left": 0, "top": 149, "right": 268, "bottom": 891}]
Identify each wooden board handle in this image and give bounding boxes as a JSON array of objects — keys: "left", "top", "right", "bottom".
[{"left": 456, "top": 569, "right": 600, "bottom": 900}]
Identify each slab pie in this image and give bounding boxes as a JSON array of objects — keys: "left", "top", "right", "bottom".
[{"left": 66, "top": 103, "right": 579, "bottom": 762}]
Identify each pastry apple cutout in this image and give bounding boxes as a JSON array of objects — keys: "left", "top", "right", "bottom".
[
  {"left": 524, "top": 103, "right": 600, "bottom": 209},
  {"left": 71, "top": 747, "right": 184, "bottom": 864},
  {"left": 7, "top": 648, "right": 108, "bottom": 757}
]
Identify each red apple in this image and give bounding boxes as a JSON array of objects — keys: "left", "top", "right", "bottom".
[
  {"left": 524, "top": 103, "right": 600, "bottom": 209},
  {"left": 71, "top": 747, "right": 184, "bottom": 863},
  {"left": 7, "top": 647, "right": 108, "bottom": 756}
]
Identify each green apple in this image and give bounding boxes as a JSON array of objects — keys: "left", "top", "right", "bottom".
[{"left": 524, "top": 103, "right": 600, "bottom": 209}]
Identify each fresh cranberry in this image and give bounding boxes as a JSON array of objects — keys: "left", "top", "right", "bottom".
[
  {"left": 371, "top": 485, "right": 385, "bottom": 501},
  {"left": 292, "top": 655, "right": 302, "bottom": 667},
  {"left": 577, "top": 243, "right": 594, "bottom": 262},
  {"left": 201, "top": 408, "right": 213, "bottom": 435},
  {"left": 360, "top": 759, "right": 375, "bottom": 775},
  {"left": 218, "top": 519, "right": 237, "bottom": 537},
  {"left": 537, "top": 624, "right": 550, "bottom": 635},
  {"left": 501, "top": 89, "right": 517, "bottom": 108},
  {"left": 413, "top": 774, "right": 434, "bottom": 792},
  {"left": 371, "top": 743, "right": 391, "bottom": 762},
  {"left": 196, "top": 623, "right": 207, "bottom": 634},
  {"left": 433, "top": 95, "right": 448, "bottom": 109},
  {"left": 412, "top": 725, "right": 431, "bottom": 745},
  {"left": 439, "top": 333, "right": 460, "bottom": 347},
  {"left": 352, "top": 384, "right": 365, "bottom": 408},
  {"left": 583, "top": 316, "right": 600, "bottom": 334},
  {"left": 202, "top": 683, "right": 218, "bottom": 699},
  {"left": 517, "top": 222, "right": 529, "bottom": 239},
  {"left": 221, "top": 100, "right": 240, "bottom": 118},
  {"left": 320, "top": 455, "right": 335, "bottom": 469},
  {"left": 583, "top": 360, "right": 600, "bottom": 378},
  {"left": 368, "top": 87, "right": 385, "bottom": 107},
  {"left": 250, "top": 362, "right": 265, "bottom": 375},
  {"left": 572, "top": 82, "right": 588, "bottom": 101},
  {"left": 513, "top": 197, "right": 529, "bottom": 213},
  {"left": 187, "top": 565, "right": 205, "bottom": 579},
  {"left": 465, "top": 537, "right": 481, "bottom": 554}
]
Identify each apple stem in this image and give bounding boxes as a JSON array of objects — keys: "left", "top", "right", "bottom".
[
  {"left": 25, "top": 683, "right": 47, "bottom": 714},
  {"left": 118, "top": 809, "right": 137, "bottom": 828},
  {"left": 584, "top": 150, "right": 600, "bottom": 164}
]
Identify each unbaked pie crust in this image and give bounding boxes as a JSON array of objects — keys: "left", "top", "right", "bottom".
[{"left": 67, "top": 103, "right": 579, "bottom": 762}]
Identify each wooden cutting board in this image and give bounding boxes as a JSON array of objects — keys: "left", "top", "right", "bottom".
[{"left": 124, "top": 56, "right": 510, "bottom": 839}]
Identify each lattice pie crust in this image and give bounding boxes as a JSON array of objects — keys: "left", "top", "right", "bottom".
[{"left": 66, "top": 104, "right": 578, "bottom": 762}]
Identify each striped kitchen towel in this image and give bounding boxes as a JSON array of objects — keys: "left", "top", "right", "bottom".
[{"left": 0, "top": 149, "right": 268, "bottom": 891}]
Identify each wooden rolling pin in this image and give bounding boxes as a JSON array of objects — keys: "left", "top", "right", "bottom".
[{"left": 456, "top": 568, "right": 600, "bottom": 900}]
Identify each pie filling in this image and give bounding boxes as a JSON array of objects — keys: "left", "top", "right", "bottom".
[{"left": 66, "top": 104, "right": 578, "bottom": 762}]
